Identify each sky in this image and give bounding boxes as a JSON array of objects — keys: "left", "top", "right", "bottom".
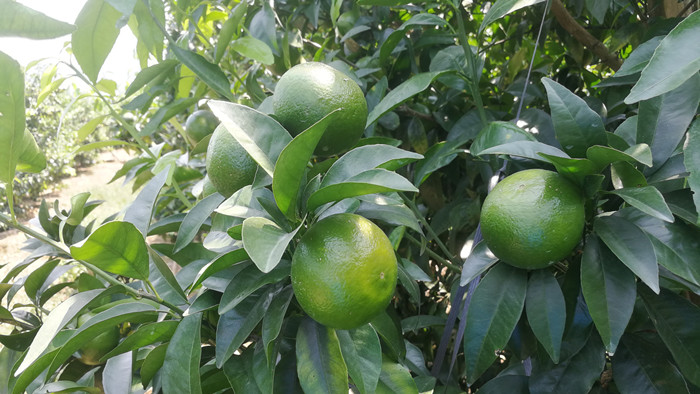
[{"left": 0, "top": 0, "right": 141, "bottom": 88}]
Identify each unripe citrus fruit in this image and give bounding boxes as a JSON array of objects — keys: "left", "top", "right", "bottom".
[
  {"left": 480, "top": 169, "right": 585, "bottom": 269},
  {"left": 75, "top": 313, "right": 120, "bottom": 365},
  {"left": 272, "top": 62, "right": 368, "bottom": 156},
  {"left": 185, "top": 110, "right": 219, "bottom": 143},
  {"left": 291, "top": 213, "right": 397, "bottom": 329},
  {"left": 205, "top": 124, "right": 257, "bottom": 198}
]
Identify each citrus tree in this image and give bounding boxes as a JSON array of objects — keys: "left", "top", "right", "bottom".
[{"left": 1, "top": 0, "right": 699, "bottom": 393}]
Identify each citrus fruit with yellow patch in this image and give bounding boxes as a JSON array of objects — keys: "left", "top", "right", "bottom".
[
  {"left": 75, "top": 313, "right": 120, "bottom": 365},
  {"left": 480, "top": 169, "right": 585, "bottom": 269},
  {"left": 205, "top": 124, "right": 257, "bottom": 198},
  {"left": 272, "top": 62, "right": 368, "bottom": 156},
  {"left": 291, "top": 213, "right": 397, "bottom": 329},
  {"left": 185, "top": 110, "right": 219, "bottom": 144}
]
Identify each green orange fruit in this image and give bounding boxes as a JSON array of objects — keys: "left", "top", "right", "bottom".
[
  {"left": 480, "top": 169, "right": 585, "bottom": 269},
  {"left": 291, "top": 213, "right": 397, "bottom": 329},
  {"left": 185, "top": 110, "right": 219, "bottom": 143},
  {"left": 272, "top": 62, "right": 368, "bottom": 156},
  {"left": 205, "top": 124, "right": 257, "bottom": 198}
]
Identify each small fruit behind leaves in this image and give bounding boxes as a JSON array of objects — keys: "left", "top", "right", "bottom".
[
  {"left": 205, "top": 124, "right": 257, "bottom": 198},
  {"left": 75, "top": 312, "right": 120, "bottom": 366},
  {"left": 480, "top": 169, "right": 585, "bottom": 269},
  {"left": 291, "top": 213, "right": 398, "bottom": 329},
  {"left": 185, "top": 110, "right": 219, "bottom": 144},
  {"left": 272, "top": 62, "right": 368, "bottom": 156}
]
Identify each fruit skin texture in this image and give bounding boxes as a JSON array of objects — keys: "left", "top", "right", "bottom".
[
  {"left": 272, "top": 62, "right": 368, "bottom": 156},
  {"left": 75, "top": 313, "right": 120, "bottom": 366},
  {"left": 185, "top": 110, "right": 219, "bottom": 143},
  {"left": 205, "top": 124, "right": 257, "bottom": 198},
  {"left": 291, "top": 213, "right": 398, "bottom": 329},
  {"left": 480, "top": 169, "right": 585, "bottom": 270}
]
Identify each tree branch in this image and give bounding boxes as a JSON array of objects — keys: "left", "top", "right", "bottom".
[{"left": 550, "top": 0, "right": 622, "bottom": 71}]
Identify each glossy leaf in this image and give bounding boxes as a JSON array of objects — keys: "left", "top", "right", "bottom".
[
  {"left": 608, "top": 186, "right": 674, "bottom": 223},
  {"left": 594, "top": 215, "right": 659, "bottom": 293},
  {"left": 261, "top": 285, "right": 293, "bottom": 362},
  {"left": 625, "top": 10, "right": 700, "bottom": 103},
  {"left": 478, "top": 375, "right": 529, "bottom": 394},
  {"left": 123, "top": 168, "right": 168, "bottom": 235},
  {"left": 102, "top": 320, "right": 178, "bottom": 361},
  {"left": 375, "top": 357, "right": 419, "bottom": 394},
  {"left": 337, "top": 325, "right": 382, "bottom": 394},
  {"left": 71, "top": 221, "right": 149, "bottom": 280},
  {"left": 140, "top": 343, "right": 168, "bottom": 387},
  {"left": 637, "top": 74, "right": 700, "bottom": 170},
  {"left": 464, "top": 263, "right": 527, "bottom": 384},
  {"left": 307, "top": 169, "right": 418, "bottom": 212},
  {"left": 148, "top": 248, "right": 188, "bottom": 305},
  {"left": 526, "top": 269, "right": 566, "bottom": 363},
  {"left": 209, "top": 100, "right": 292, "bottom": 176},
  {"left": 162, "top": 313, "right": 202, "bottom": 394},
  {"left": 460, "top": 240, "right": 498, "bottom": 286},
  {"left": 640, "top": 286, "right": 700, "bottom": 386},
  {"left": 103, "top": 351, "right": 132, "bottom": 394},
  {"left": 231, "top": 36, "right": 274, "bottom": 65},
  {"left": 586, "top": 144, "right": 653, "bottom": 169},
  {"left": 174, "top": 193, "right": 226, "bottom": 253},
  {"left": 480, "top": 0, "right": 545, "bottom": 32},
  {"left": 139, "top": 97, "right": 198, "bottom": 137},
  {"left": 242, "top": 217, "right": 300, "bottom": 273},
  {"left": 273, "top": 110, "right": 341, "bottom": 218},
  {"left": 123, "top": 59, "right": 178, "bottom": 99},
  {"left": 0, "top": 0, "right": 76, "bottom": 39},
  {"left": 581, "top": 235, "right": 636, "bottom": 354},
  {"left": 412, "top": 141, "right": 461, "bottom": 186},
  {"left": 478, "top": 140, "right": 570, "bottom": 161},
  {"left": 170, "top": 45, "right": 235, "bottom": 101},
  {"left": 684, "top": 119, "right": 700, "bottom": 225},
  {"left": 470, "top": 121, "right": 536, "bottom": 155},
  {"left": 218, "top": 261, "right": 290, "bottom": 314},
  {"left": 189, "top": 248, "right": 250, "bottom": 292},
  {"left": 296, "top": 318, "right": 349, "bottom": 394},
  {"left": 215, "top": 1, "right": 248, "bottom": 63},
  {"left": 615, "top": 36, "right": 663, "bottom": 77},
  {"left": 370, "top": 310, "right": 406, "bottom": 359},
  {"left": 0, "top": 51, "right": 26, "bottom": 185},
  {"left": 366, "top": 71, "right": 449, "bottom": 127},
  {"left": 11, "top": 348, "right": 60, "bottom": 394},
  {"left": 15, "top": 130, "right": 46, "bottom": 174},
  {"left": 541, "top": 77, "right": 607, "bottom": 158},
  {"left": 613, "top": 334, "right": 690, "bottom": 394},
  {"left": 71, "top": 0, "right": 122, "bottom": 83}
]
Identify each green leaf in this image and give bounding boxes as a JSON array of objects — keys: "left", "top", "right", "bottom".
[
  {"left": 242, "top": 217, "right": 299, "bottom": 273},
  {"left": 640, "top": 286, "right": 700, "bottom": 386},
  {"left": 464, "top": 263, "right": 527, "bottom": 384},
  {"left": 216, "top": 286, "right": 277, "bottom": 367},
  {"left": 376, "top": 357, "right": 419, "bottom": 394},
  {"left": 123, "top": 168, "right": 168, "bottom": 235},
  {"left": 24, "top": 259, "right": 60, "bottom": 303},
  {"left": 460, "top": 240, "right": 498, "bottom": 286},
  {"left": 218, "top": 262, "right": 290, "bottom": 314},
  {"left": 123, "top": 59, "right": 178, "bottom": 99},
  {"left": 529, "top": 333, "right": 606, "bottom": 394},
  {"left": 0, "top": 0, "right": 76, "bottom": 39},
  {"left": 148, "top": 248, "right": 188, "bottom": 305},
  {"left": 70, "top": 221, "right": 150, "bottom": 280},
  {"left": 231, "top": 36, "right": 274, "bottom": 65},
  {"left": 541, "top": 77, "right": 607, "bottom": 158},
  {"left": 208, "top": 101, "right": 292, "bottom": 177},
  {"left": 615, "top": 36, "right": 664, "bottom": 77},
  {"left": 470, "top": 121, "right": 537, "bottom": 155},
  {"left": 296, "top": 318, "right": 349, "bottom": 394},
  {"left": 170, "top": 45, "right": 235, "bottom": 101},
  {"left": 684, "top": 119, "right": 700, "bottom": 225},
  {"left": 370, "top": 309, "right": 406, "bottom": 359},
  {"left": 261, "top": 285, "right": 293, "bottom": 362},
  {"left": 140, "top": 343, "right": 168, "bottom": 387},
  {"left": 637, "top": 74, "right": 700, "bottom": 170},
  {"left": 71, "top": 0, "right": 122, "bottom": 83},
  {"left": 273, "top": 110, "right": 341, "bottom": 218},
  {"left": 538, "top": 154, "right": 598, "bottom": 184},
  {"left": 337, "top": 325, "right": 382, "bottom": 394},
  {"left": 139, "top": 97, "right": 198, "bottom": 137},
  {"left": 478, "top": 140, "right": 570, "bottom": 161},
  {"left": 608, "top": 186, "right": 674, "bottom": 223},
  {"left": 625, "top": 10, "right": 700, "bottom": 103},
  {"left": 357, "top": 0, "right": 414, "bottom": 5},
  {"left": 586, "top": 144, "right": 653, "bottom": 169},
  {"left": 581, "top": 235, "right": 636, "bottom": 354},
  {"left": 102, "top": 320, "right": 178, "bottom": 360},
  {"left": 0, "top": 51, "right": 26, "bottom": 185},
  {"left": 594, "top": 215, "right": 659, "bottom": 293},
  {"left": 12, "top": 348, "right": 61, "bottom": 394},
  {"left": 74, "top": 139, "right": 135, "bottom": 153},
  {"left": 174, "top": 193, "right": 226, "bottom": 253},
  {"left": 526, "top": 269, "right": 566, "bottom": 363},
  {"left": 366, "top": 71, "right": 450, "bottom": 127},
  {"left": 162, "top": 313, "right": 203, "bottom": 394},
  {"left": 15, "top": 288, "right": 112, "bottom": 375},
  {"left": 103, "top": 351, "right": 132, "bottom": 393},
  {"left": 613, "top": 334, "right": 690, "bottom": 394},
  {"left": 215, "top": 1, "right": 248, "bottom": 63},
  {"left": 479, "top": 0, "right": 545, "bottom": 33},
  {"left": 16, "top": 130, "right": 46, "bottom": 174},
  {"left": 307, "top": 169, "right": 418, "bottom": 212},
  {"left": 321, "top": 144, "right": 423, "bottom": 188},
  {"left": 76, "top": 115, "right": 109, "bottom": 142},
  {"left": 478, "top": 375, "right": 529, "bottom": 394},
  {"left": 188, "top": 249, "right": 249, "bottom": 292},
  {"left": 132, "top": 0, "right": 164, "bottom": 59},
  {"left": 412, "top": 141, "right": 461, "bottom": 186}
]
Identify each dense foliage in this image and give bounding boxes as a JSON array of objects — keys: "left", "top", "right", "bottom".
[{"left": 1, "top": 0, "right": 699, "bottom": 393}]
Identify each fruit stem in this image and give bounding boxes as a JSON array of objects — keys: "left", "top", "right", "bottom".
[{"left": 404, "top": 233, "right": 461, "bottom": 273}]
